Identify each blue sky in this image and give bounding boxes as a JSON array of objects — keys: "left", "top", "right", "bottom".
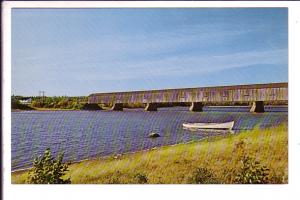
[{"left": 12, "top": 8, "right": 288, "bottom": 96}]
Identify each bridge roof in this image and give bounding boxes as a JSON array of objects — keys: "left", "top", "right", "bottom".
[{"left": 89, "top": 82, "right": 288, "bottom": 96}]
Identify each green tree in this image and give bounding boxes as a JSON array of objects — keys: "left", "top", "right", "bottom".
[{"left": 27, "top": 148, "right": 71, "bottom": 184}]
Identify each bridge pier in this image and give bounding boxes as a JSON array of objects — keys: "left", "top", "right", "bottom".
[
  {"left": 189, "top": 102, "right": 203, "bottom": 112},
  {"left": 82, "top": 103, "right": 103, "bottom": 110},
  {"left": 250, "top": 101, "right": 265, "bottom": 113},
  {"left": 111, "top": 103, "right": 123, "bottom": 111},
  {"left": 145, "top": 103, "right": 158, "bottom": 111}
]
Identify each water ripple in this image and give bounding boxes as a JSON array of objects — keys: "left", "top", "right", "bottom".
[{"left": 11, "top": 107, "right": 287, "bottom": 170}]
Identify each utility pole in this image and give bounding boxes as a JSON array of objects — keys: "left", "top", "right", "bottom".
[{"left": 39, "top": 91, "right": 45, "bottom": 103}]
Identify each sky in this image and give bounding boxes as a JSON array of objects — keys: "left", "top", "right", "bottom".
[{"left": 12, "top": 8, "right": 288, "bottom": 96}]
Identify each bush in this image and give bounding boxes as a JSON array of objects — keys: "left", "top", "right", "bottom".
[
  {"left": 105, "top": 171, "right": 123, "bottom": 184},
  {"left": 188, "top": 167, "right": 220, "bottom": 184},
  {"left": 134, "top": 173, "right": 148, "bottom": 184},
  {"left": 234, "top": 156, "right": 270, "bottom": 184},
  {"left": 31, "top": 100, "right": 43, "bottom": 108},
  {"left": 27, "top": 148, "right": 71, "bottom": 184}
]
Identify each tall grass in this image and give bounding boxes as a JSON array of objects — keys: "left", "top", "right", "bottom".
[{"left": 12, "top": 123, "right": 288, "bottom": 184}]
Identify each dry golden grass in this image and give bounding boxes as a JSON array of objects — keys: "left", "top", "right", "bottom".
[{"left": 12, "top": 123, "right": 288, "bottom": 184}]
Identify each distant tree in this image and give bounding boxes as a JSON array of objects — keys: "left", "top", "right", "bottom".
[
  {"left": 11, "top": 97, "right": 34, "bottom": 110},
  {"left": 11, "top": 98, "right": 20, "bottom": 108},
  {"left": 27, "top": 148, "right": 71, "bottom": 184}
]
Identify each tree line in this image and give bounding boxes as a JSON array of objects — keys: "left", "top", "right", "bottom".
[{"left": 12, "top": 95, "right": 88, "bottom": 110}]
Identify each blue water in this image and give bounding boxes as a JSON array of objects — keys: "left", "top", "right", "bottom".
[{"left": 11, "top": 106, "right": 288, "bottom": 171}]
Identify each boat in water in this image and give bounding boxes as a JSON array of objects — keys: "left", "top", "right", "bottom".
[{"left": 182, "top": 121, "right": 234, "bottom": 130}]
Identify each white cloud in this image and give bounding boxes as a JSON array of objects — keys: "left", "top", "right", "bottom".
[
  {"left": 75, "top": 48, "right": 287, "bottom": 81},
  {"left": 12, "top": 22, "right": 253, "bottom": 68},
  {"left": 12, "top": 22, "right": 287, "bottom": 83}
]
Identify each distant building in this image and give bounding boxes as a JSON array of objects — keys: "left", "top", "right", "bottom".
[{"left": 19, "top": 98, "right": 32, "bottom": 105}]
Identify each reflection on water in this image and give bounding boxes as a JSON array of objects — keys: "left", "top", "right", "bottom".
[{"left": 11, "top": 106, "right": 287, "bottom": 171}]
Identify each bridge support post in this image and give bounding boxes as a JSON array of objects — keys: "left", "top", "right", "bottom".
[
  {"left": 189, "top": 102, "right": 203, "bottom": 112},
  {"left": 111, "top": 103, "right": 123, "bottom": 111},
  {"left": 145, "top": 103, "right": 158, "bottom": 111},
  {"left": 250, "top": 101, "right": 265, "bottom": 113},
  {"left": 82, "top": 103, "right": 103, "bottom": 110}
]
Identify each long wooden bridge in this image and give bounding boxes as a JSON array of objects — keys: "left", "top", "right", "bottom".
[{"left": 88, "top": 82, "right": 288, "bottom": 112}]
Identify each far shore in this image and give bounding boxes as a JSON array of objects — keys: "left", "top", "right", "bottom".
[{"left": 11, "top": 104, "right": 288, "bottom": 112}]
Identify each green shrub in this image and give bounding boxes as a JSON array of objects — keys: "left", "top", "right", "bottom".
[
  {"left": 188, "top": 167, "right": 220, "bottom": 184},
  {"left": 234, "top": 156, "right": 270, "bottom": 184},
  {"left": 31, "top": 100, "right": 43, "bottom": 108},
  {"left": 27, "top": 148, "right": 71, "bottom": 184},
  {"left": 105, "top": 171, "right": 123, "bottom": 184},
  {"left": 134, "top": 173, "right": 148, "bottom": 184}
]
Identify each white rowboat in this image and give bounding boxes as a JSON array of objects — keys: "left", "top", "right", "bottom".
[{"left": 183, "top": 121, "right": 234, "bottom": 130}]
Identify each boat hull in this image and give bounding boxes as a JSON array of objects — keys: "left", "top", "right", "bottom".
[{"left": 182, "top": 121, "right": 234, "bottom": 130}]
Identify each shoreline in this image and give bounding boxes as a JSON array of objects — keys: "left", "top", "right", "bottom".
[
  {"left": 12, "top": 108, "right": 79, "bottom": 112},
  {"left": 11, "top": 137, "right": 213, "bottom": 173}
]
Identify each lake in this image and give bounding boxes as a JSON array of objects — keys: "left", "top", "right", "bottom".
[{"left": 11, "top": 106, "right": 288, "bottom": 171}]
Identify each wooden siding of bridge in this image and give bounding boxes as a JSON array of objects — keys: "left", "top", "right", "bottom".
[{"left": 88, "top": 82, "right": 288, "bottom": 104}]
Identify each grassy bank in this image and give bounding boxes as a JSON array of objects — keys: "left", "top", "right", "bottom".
[{"left": 12, "top": 124, "right": 288, "bottom": 184}]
